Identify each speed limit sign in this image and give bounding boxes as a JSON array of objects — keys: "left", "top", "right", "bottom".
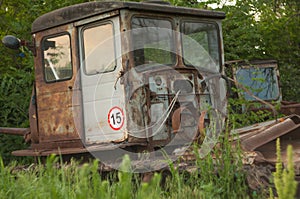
[{"left": 108, "top": 107, "right": 124, "bottom": 130}]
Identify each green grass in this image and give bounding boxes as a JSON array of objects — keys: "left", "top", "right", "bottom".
[
  {"left": 0, "top": 128, "right": 260, "bottom": 199},
  {"left": 2, "top": 110, "right": 288, "bottom": 199},
  {"left": 270, "top": 139, "right": 297, "bottom": 199}
]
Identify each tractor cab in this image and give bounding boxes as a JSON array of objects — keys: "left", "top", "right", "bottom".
[{"left": 2, "top": 1, "right": 227, "bottom": 160}]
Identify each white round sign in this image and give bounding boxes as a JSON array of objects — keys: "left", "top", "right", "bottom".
[{"left": 108, "top": 106, "right": 124, "bottom": 130}]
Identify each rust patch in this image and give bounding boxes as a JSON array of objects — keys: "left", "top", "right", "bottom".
[{"left": 235, "top": 115, "right": 300, "bottom": 175}]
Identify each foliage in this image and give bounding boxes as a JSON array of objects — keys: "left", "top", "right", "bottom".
[
  {"left": 270, "top": 139, "right": 297, "bottom": 199},
  {"left": 0, "top": 132, "right": 254, "bottom": 199},
  {"left": 171, "top": 0, "right": 299, "bottom": 101},
  {"left": 0, "top": 48, "right": 34, "bottom": 164},
  {"left": 256, "top": 1, "right": 300, "bottom": 102},
  {"left": 228, "top": 98, "right": 274, "bottom": 128},
  {"left": 0, "top": 0, "right": 88, "bottom": 163},
  {"left": 190, "top": 124, "right": 250, "bottom": 198},
  {"left": 219, "top": 0, "right": 300, "bottom": 102}
]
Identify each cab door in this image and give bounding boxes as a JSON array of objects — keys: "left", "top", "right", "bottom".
[
  {"left": 79, "top": 17, "right": 126, "bottom": 144},
  {"left": 36, "top": 25, "right": 81, "bottom": 145}
]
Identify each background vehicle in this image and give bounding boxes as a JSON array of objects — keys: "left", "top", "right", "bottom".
[{"left": 225, "top": 59, "right": 300, "bottom": 116}]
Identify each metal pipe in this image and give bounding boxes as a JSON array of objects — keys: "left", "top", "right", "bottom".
[{"left": 0, "top": 127, "right": 30, "bottom": 136}]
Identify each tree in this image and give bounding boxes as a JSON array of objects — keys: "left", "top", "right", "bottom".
[
  {"left": 220, "top": 0, "right": 299, "bottom": 101},
  {"left": 0, "top": 0, "right": 88, "bottom": 164},
  {"left": 257, "top": 0, "right": 300, "bottom": 101}
]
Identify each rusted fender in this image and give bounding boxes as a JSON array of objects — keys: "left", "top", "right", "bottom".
[
  {"left": 232, "top": 114, "right": 300, "bottom": 171},
  {"left": 239, "top": 114, "right": 300, "bottom": 151},
  {"left": 0, "top": 127, "right": 30, "bottom": 136}
]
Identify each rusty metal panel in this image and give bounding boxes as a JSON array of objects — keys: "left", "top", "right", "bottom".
[
  {"left": 12, "top": 142, "right": 147, "bottom": 157},
  {"left": 234, "top": 115, "right": 300, "bottom": 172},
  {"left": 0, "top": 127, "right": 29, "bottom": 136},
  {"left": 34, "top": 24, "right": 82, "bottom": 145},
  {"left": 21, "top": 2, "right": 227, "bottom": 155},
  {"left": 74, "top": 10, "right": 119, "bottom": 27},
  {"left": 32, "top": 2, "right": 225, "bottom": 33},
  {"left": 28, "top": 86, "right": 38, "bottom": 143},
  {"left": 280, "top": 100, "right": 300, "bottom": 115},
  {"left": 120, "top": 9, "right": 225, "bottom": 147},
  {"left": 240, "top": 115, "right": 300, "bottom": 151},
  {"left": 12, "top": 145, "right": 88, "bottom": 157},
  {"left": 78, "top": 15, "right": 126, "bottom": 144}
]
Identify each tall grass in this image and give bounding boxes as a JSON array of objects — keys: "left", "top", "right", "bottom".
[
  {"left": 0, "top": 128, "right": 255, "bottom": 199},
  {"left": 269, "top": 139, "right": 297, "bottom": 199},
  {"left": 168, "top": 125, "right": 250, "bottom": 199}
]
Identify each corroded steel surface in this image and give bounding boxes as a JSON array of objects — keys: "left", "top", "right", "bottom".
[
  {"left": 233, "top": 115, "right": 300, "bottom": 196},
  {"left": 233, "top": 115, "right": 300, "bottom": 171},
  {"left": 12, "top": 142, "right": 147, "bottom": 157},
  {"left": 32, "top": 1, "right": 225, "bottom": 33},
  {"left": 0, "top": 127, "right": 30, "bottom": 136},
  {"left": 281, "top": 100, "right": 300, "bottom": 115},
  {"left": 33, "top": 24, "right": 82, "bottom": 148},
  {"left": 28, "top": 86, "right": 38, "bottom": 143},
  {"left": 240, "top": 115, "right": 300, "bottom": 151}
]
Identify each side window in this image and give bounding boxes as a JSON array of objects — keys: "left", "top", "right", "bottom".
[
  {"left": 82, "top": 23, "right": 115, "bottom": 75},
  {"left": 42, "top": 34, "right": 72, "bottom": 82}
]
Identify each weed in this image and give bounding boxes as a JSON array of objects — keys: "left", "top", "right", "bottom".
[
  {"left": 0, "top": 124, "right": 262, "bottom": 199},
  {"left": 269, "top": 139, "right": 297, "bottom": 199}
]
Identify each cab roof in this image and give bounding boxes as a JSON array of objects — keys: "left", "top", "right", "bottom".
[{"left": 32, "top": 1, "right": 225, "bottom": 33}]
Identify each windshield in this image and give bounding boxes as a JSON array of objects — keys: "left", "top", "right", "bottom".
[
  {"left": 131, "top": 17, "right": 175, "bottom": 68},
  {"left": 236, "top": 67, "right": 280, "bottom": 101},
  {"left": 181, "top": 22, "right": 220, "bottom": 72}
]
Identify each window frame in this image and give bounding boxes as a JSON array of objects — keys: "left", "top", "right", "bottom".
[
  {"left": 180, "top": 20, "right": 222, "bottom": 71},
  {"left": 80, "top": 21, "right": 117, "bottom": 76},
  {"left": 42, "top": 32, "right": 73, "bottom": 83},
  {"left": 130, "top": 15, "right": 176, "bottom": 68}
]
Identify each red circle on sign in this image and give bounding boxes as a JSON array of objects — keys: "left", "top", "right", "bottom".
[{"left": 108, "top": 106, "right": 124, "bottom": 131}]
